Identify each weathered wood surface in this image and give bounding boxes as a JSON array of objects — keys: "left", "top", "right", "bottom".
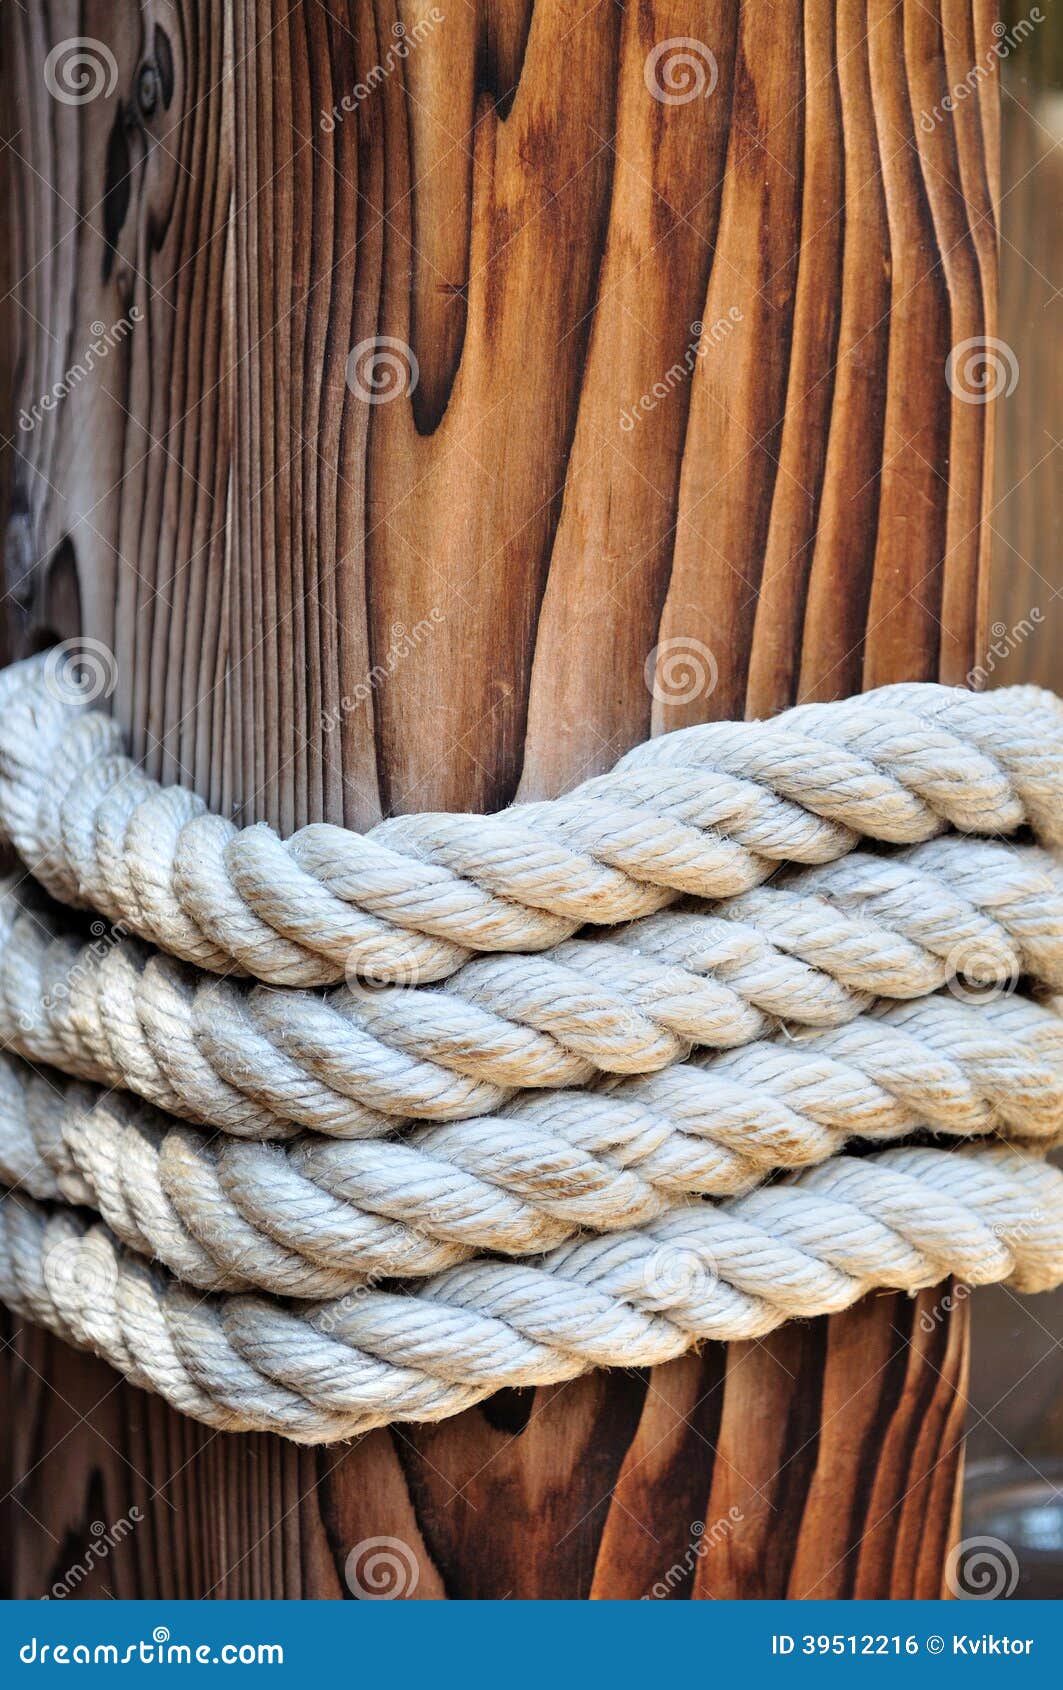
[{"left": 0, "top": 0, "right": 1002, "bottom": 1598}]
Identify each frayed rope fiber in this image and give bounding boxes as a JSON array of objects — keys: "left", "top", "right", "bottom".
[{"left": 1, "top": 653, "right": 1063, "bottom": 1441}]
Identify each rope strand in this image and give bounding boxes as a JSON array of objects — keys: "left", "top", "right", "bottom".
[
  {"left": 2, "top": 1142, "right": 1059, "bottom": 1441},
  {"left": 1, "top": 977, "right": 1060, "bottom": 1294},
  {"left": 1, "top": 836, "right": 1059, "bottom": 1137},
  {"left": 4, "top": 660, "right": 1063, "bottom": 1443},
  {"left": 2, "top": 654, "right": 1060, "bottom": 987}
]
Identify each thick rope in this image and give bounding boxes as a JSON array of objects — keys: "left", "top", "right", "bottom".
[
  {"left": 1, "top": 976, "right": 1060, "bottom": 1294},
  {"left": 2, "top": 654, "right": 1062, "bottom": 987},
  {"left": 1, "top": 834, "right": 1060, "bottom": 1137},
  {"left": 2, "top": 1142, "right": 1060, "bottom": 1441},
  {"left": 3, "top": 661, "right": 1063, "bottom": 1442}
]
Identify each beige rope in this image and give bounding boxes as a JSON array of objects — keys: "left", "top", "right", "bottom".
[
  {"left": 2, "top": 653, "right": 1061, "bottom": 987},
  {"left": 2, "top": 1142, "right": 1060, "bottom": 1441},
  {"left": 1, "top": 975, "right": 1060, "bottom": 1294},
  {"left": 1, "top": 834, "right": 1059, "bottom": 1137},
  {"left": 3, "top": 659, "right": 1063, "bottom": 1443}
]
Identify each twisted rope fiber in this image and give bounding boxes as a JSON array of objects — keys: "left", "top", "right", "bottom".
[
  {"left": 3, "top": 1142, "right": 1061, "bottom": 1441},
  {"left": 2, "top": 834, "right": 1061, "bottom": 1139},
  {"left": 2, "top": 654, "right": 1062, "bottom": 988},
  {"left": 2, "top": 979, "right": 1061, "bottom": 1296},
  {"left": 4, "top": 663, "right": 1063, "bottom": 1441}
]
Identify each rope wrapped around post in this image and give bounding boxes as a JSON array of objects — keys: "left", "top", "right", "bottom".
[
  {"left": 1, "top": 982, "right": 1060, "bottom": 1293},
  {"left": 0, "top": 835, "right": 1060, "bottom": 1137},
  {"left": 2, "top": 1142, "right": 1061, "bottom": 1442},
  {"left": 2, "top": 657, "right": 1063, "bottom": 1442},
  {"left": 1, "top": 654, "right": 1062, "bottom": 986}
]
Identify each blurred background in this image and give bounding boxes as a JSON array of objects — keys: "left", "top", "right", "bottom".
[{"left": 965, "top": 1, "right": 1063, "bottom": 1597}]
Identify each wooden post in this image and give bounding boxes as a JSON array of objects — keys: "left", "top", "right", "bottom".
[{"left": 1, "top": 1, "right": 999, "bottom": 1598}]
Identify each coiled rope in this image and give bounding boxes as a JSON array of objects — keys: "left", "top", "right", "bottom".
[
  {"left": 1, "top": 984, "right": 1060, "bottom": 1294},
  {"left": 3, "top": 1142, "right": 1061, "bottom": 1440},
  {"left": 2, "top": 658, "right": 1063, "bottom": 1442},
  {"left": 1, "top": 654, "right": 1061, "bottom": 986},
  {"left": 1, "top": 835, "right": 1060, "bottom": 1138}
]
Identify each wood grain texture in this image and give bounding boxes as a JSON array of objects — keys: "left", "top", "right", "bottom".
[{"left": 0, "top": 0, "right": 1000, "bottom": 1599}]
